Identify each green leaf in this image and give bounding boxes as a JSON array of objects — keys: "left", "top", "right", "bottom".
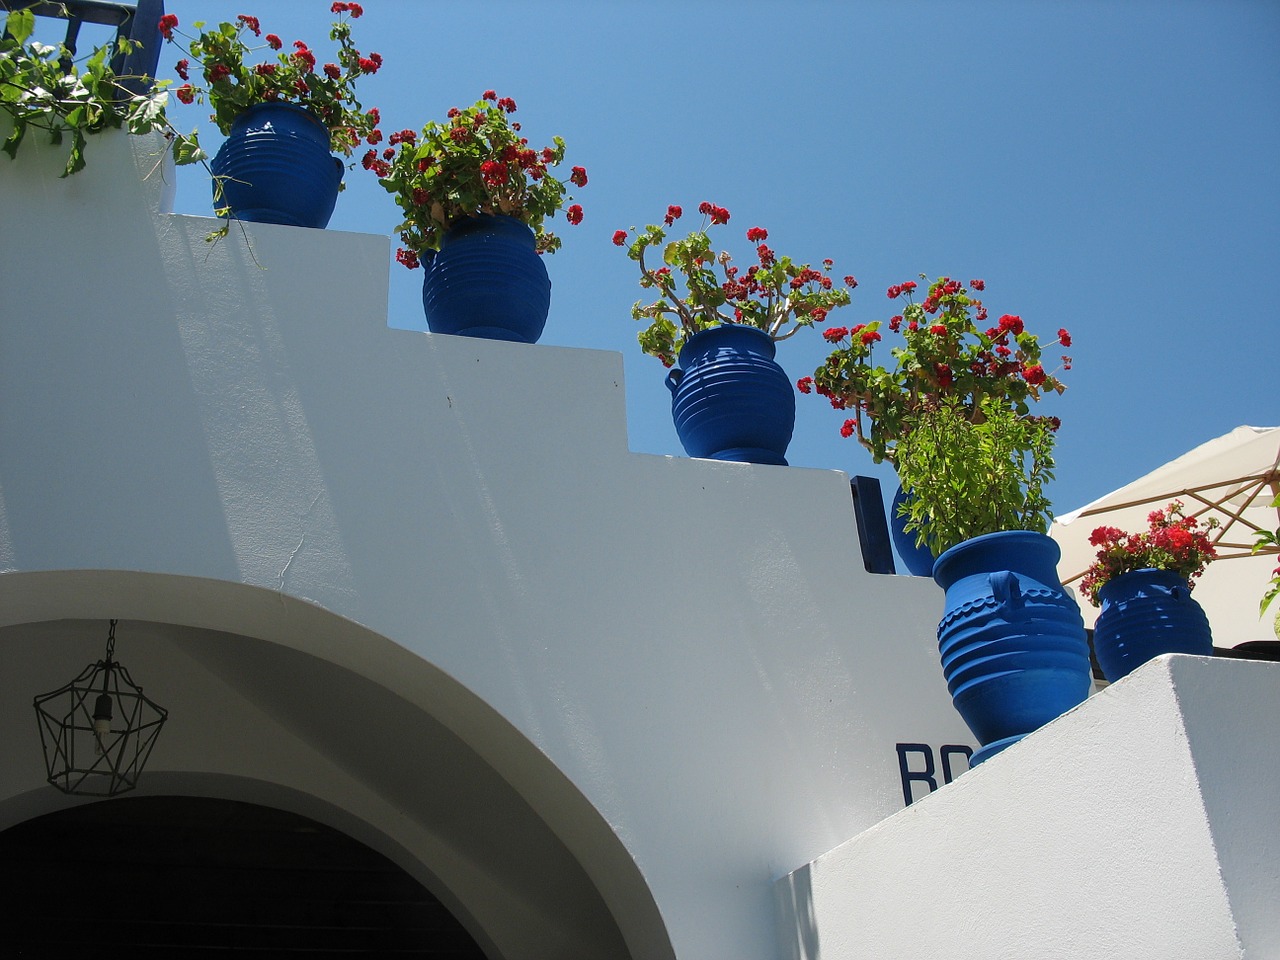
[{"left": 7, "top": 9, "right": 35, "bottom": 46}]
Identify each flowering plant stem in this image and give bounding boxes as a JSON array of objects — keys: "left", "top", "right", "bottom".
[
  {"left": 373, "top": 90, "right": 585, "bottom": 265},
  {"left": 158, "top": 4, "right": 382, "bottom": 169},
  {"left": 1250, "top": 493, "right": 1279, "bottom": 628},
  {"left": 803, "top": 275, "right": 1070, "bottom": 465},
  {"left": 616, "top": 203, "right": 856, "bottom": 366}
]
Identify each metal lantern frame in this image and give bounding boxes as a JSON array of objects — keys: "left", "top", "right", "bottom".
[{"left": 33, "top": 620, "right": 168, "bottom": 797}]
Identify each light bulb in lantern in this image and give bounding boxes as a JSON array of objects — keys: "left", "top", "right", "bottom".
[{"left": 92, "top": 692, "right": 113, "bottom": 754}]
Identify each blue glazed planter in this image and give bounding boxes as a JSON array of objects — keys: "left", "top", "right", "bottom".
[
  {"left": 421, "top": 215, "right": 551, "bottom": 343},
  {"left": 933, "top": 531, "right": 1093, "bottom": 765},
  {"left": 210, "top": 103, "right": 343, "bottom": 228},
  {"left": 890, "top": 484, "right": 936, "bottom": 577},
  {"left": 666, "top": 325, "right": 794, "bottom": 466},
  {"left": 1093, "top": 568, "right": 1213, "bottom": 681}
]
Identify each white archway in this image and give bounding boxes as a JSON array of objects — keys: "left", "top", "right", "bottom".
[{"left": 0, "top": 570, "right": 674, "bottom": 960}]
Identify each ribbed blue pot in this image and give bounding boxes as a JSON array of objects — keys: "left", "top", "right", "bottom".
[
  {"left": 210, "top": 103, "right": 343, "bottom": 228},
  {"left": 665, "top": 325, "right": 794, "bottom": 466},
  {"left": 933, "top": 531, "right": 1093, "bottom": 765},
  {"left": 1093, "top": 568, "right": 1213, "bottom": 681},
  {"left": 421, "top": 215, "right": 551, "bottom": 343},
  {"left": 890, "top": 484, "right": 936, "bottom": 577}
]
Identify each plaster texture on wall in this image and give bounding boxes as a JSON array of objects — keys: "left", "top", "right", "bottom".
[
  {"left": 777, "top": 654, "right": 1280, "bottom": 960},
  {"left": 0, "top": 130, "right": 983, "bottom": 958}
]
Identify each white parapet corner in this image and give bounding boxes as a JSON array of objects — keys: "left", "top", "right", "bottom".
[{"left": 776, "top": 653, "right": 1280, "bottom": 960}]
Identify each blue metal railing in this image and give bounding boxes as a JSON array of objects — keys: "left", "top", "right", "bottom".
[{"left": 2, "top": 0, "right": 165, "bottom": 95}]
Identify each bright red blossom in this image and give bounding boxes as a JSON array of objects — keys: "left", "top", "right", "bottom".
[
  {"left": 566, "top": 204, "right": 583, "bottom": 225},
  {"left": 998, "top": 314, "right": 1024, "bottom": 335}
]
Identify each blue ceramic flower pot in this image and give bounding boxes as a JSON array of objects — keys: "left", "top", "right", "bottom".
[
  {"left": 421, "top": 215, "right": 551, "bottom": 343},
  {"left": 933, "top": 530, "right": 1093, "bottom": 764},
  {"left": 1093, "top": 568, "right": 1213, "bottom": 681},
  {"left": 890, "top": 484, "right": 936, "bottom": 577},
  {"left": 210, "top": 103, "right": 343, "bottom": 228},
  {"left": 665, "top": 324, "right": 794, "bottom": 466}
]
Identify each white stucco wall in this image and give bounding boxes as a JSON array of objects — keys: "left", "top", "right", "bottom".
[
  {"left": 0, "top": 130, "right": 978, "bottom": 959},
  {"left": 777, "top": 654, "right": 1280, "bottom": 960}
]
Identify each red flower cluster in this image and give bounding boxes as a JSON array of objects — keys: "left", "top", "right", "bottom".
[
  {"left": 480, "top": 160, "right": 508, "bottom": 187},
  {"left": 746, "top": 227, "right": 768, "bottom": 242},
  {"left": 236, "top": 14, "right": 261, "bottom": 36},
  {"left": 331, "top": 2, "right": 363, "bottom": 15},
  {"left": 664, "top": 205, "right": 682, "bottom": 226},
  {"left": 158, "top": 13, "right": 178, "bottom": 39},
  {"left": 1080, "top": 501, "right": 1219, "bottom": 605},
  {"left": 612, "top": 230, "right": 629, "bottom": 246},
  {"left": 566, "top": 204, "right": 584, "bottom": 225},
  {"left": 697, "top": 201, "right": 730, "bottom": 224},
  {"left": 570, "top": 166, "right": 588, "bottom": 187},
  {"left": 886, "top": 280, "right": 918, "bottom": 299}
]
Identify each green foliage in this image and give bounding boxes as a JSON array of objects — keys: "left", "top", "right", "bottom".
[
  {"left": 1, "top": 9, "right": 199, "bottom": 176},
  {"left": 892, "top": 396, "right": 1058, "bottom": 558},
  {"left": 1252, "top": 493, "right": 1280, "bottom": 627}
]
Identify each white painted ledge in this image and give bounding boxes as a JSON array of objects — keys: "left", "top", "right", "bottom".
[{"left": 777, "top": 654, "right": 1280, "bottom": 960}]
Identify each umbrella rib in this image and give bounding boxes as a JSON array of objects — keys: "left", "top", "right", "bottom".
[{"left": 1073, "top": 470, "right": 1278, "bottom": 519}]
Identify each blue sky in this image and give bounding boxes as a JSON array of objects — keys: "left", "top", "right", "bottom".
[{"left": 63, "top": 1, "right": 1280, "bottom": 518}]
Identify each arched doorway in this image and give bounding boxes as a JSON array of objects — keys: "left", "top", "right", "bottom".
[{"left": 0, "top": 795, "right": 486, "bottom": 957}]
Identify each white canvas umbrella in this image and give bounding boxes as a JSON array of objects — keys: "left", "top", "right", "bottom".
[{"left": 1051, "top": 425, "right": 1280, "bottom": 648}]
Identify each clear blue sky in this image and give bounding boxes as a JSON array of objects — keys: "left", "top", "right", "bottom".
[{"left": 76, "top": 1, "right": 1280, "bottom": 517}]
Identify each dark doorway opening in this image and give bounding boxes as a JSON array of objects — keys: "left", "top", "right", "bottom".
[{"left": 0, "top": 795, "right": 487, "bottom": 958}]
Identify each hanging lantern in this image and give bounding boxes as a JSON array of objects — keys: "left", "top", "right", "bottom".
[{"left": 33, "top": 620, "right": 168, "bottom": 797}]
